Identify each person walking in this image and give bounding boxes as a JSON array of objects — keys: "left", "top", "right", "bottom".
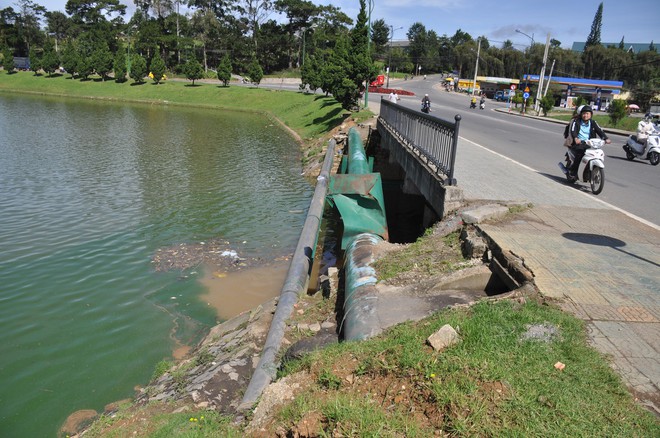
[{"left": 388, "top": 91, "right": 399, "bottom": 103}]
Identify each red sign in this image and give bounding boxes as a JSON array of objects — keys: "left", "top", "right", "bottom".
[{"left": 510, "top": 84, "right": 517, "bottom": 90}]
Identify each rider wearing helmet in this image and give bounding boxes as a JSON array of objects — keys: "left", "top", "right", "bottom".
[
  {"left": 421, "top": 94, "right": 431, "bottom": 112},
  {"left": 565, "top": 105, "right": 611, "bottom": 179}
]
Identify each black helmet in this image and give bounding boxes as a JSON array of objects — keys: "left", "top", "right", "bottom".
[{"left": 581, "top": 105, "right": 593, "bottom": 115}]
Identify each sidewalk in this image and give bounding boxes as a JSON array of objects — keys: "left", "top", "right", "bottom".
[{"left": 369, "top": 96, "right": 659, "bottom": 413}]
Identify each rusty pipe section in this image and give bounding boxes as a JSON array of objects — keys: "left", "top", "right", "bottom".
[
  {"left": 238, "top": 139, "right": 336, "bottom": 412},
  {"left": 341, "top": 232, "right": 384, "bottom": 341}
]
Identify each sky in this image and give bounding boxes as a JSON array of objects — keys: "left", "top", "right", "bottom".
[{"left": 5, "top": 0, "right": 659, "bottom": 50}]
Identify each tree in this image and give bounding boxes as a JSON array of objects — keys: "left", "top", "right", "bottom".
[
  {"left": 246, "top": 55, "right": 263, "bottom": 85},
  {"left": 45, "top": 11, "right": 70, "bottom": 50},
  {"left": 619, "top": 36, "right": 625, "bottom": 50},
  {"left": 370, "top": 18, "right": 388, "bottom": 58},
  {"left": 585, "top": 2, "right": 603, "bottom": 49},
  {"left": 149, "top": 50, "right": 166, "bottom": 83},
  {"left": 60, "top": 40, "right": 79, "bottom": 77},
  {"left": 91, "top": 41, "right": 113, "bottom": 80},
  {"left": 182, "top": 57, "right": 203, "bottom": 85},
  {"left": 130, "top": 52, "right": 147, "bottom": 83},
  {"left": 300, "top": 53, "right": 321, "bottom": 92},
  {"left": 76, "top": 54, "right": 94, "bottom": 79},
  {"left": 2, "top": 46, "right": 14, "bottom": 72},
  {"left": 29, "top": 46, "right": 42, "bottom": 74},
  {"left": 608, "top": 99, "right": 627, "bottom": 126},
  {"left": 113, "top": 47, "right": 127, "bottom": 82},
  {"left": 274, "top": 0, "right": 321, "bottom": 69},
  {"left": 407, "top": 22, "right": 427, "bottom": 69},
  {"left": 216, "top": 53, "right": 232, "bottom": 86},
  {"left": 41, "top": 38, "right": 60, "bottom": 75},
  {"left": 15, "top": 0, "right": 47, "bottom": 56}
]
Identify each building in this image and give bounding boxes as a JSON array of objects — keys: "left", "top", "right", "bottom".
[
  {"left": 523, "top": 74, "right": 624, "bottom": 110},
  {"left": 571, "top": 42, "right": 655, "bottom": 54}
]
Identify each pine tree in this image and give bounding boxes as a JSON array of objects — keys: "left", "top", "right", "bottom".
[
  {"left": 246, "top": 56, "right": 263, "bottom": 86},
  {"left": 2, "top": 47, "right": 14, "bottom": 73},
  {"left": 130, "top": 54, "right": 147, "bottom": 83},
  {"left": 216, "top": 54, "right": 232, "bottom": 87},
  {"left": 585, "top": 2, "right": 603, "bottom": 49},
  {"left": 149, "top": 52, "right": 166, "bottom": 84},
  {"left": 113, "top": 49, "right": 127, "bottom": 82},
  {"left": 650, "top": 41, "right": 656, "bottom": 52},
  {"left": 619, "top": 36, "right": 624, "bottom": 50}
]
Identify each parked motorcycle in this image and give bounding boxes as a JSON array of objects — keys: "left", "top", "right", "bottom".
[
  {"left": 623, "top": 118, "right": 660, "bottom": 166},
  {"left": 558, "top": 139, "right": 606, "bottom": 195}
]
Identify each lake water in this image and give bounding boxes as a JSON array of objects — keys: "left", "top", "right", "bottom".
[{"left": 0, "top": 94, "right": 313, "bottom": 437}]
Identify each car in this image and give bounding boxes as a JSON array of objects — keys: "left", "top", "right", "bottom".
[{"left": 493, "top": 90, "right": 513, "bottom": 101}]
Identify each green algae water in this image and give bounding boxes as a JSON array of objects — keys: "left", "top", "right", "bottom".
[{"left": 0, "top": 94, "right": 313, "bottom": 437}]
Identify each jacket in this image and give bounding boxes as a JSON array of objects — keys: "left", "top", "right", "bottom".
[{"left": 566, "top": 118, "right": 608, "bottom": 149}]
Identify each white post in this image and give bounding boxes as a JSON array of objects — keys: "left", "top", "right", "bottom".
[
  {"left": 472, "top": 37, "right": 481, "bottom": 96},
  {"left": 543, "top": 59, "right": 555, "bottom": 96},
  {"left": 535, "top": 33, "right": 550, "bottom": 114}
]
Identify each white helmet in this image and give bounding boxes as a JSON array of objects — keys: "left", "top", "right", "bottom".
[{"left": 576, "top": 104, "right": 585, "bottom": 114}]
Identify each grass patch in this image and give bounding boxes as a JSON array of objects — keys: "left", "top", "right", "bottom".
[
  {"left": 548, "top": 112, "right": 640, "bottom": 132},
  {"left": 80, "top": 404, "right": 242, "bottom": 438},
  {"left": 0, "top": 71, "right": 348, "bottom": 141},
  {"left": 374, "top": 229, "right": 466, "bottom": 281},
  {"left": 276, "top": 300, "right": 660, "bottom": 436}
]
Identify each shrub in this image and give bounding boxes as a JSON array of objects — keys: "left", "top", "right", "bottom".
[
  {"left": 608, "top": 100, "right": 628, "bottom": 126},
  {"left": 540, "top": 95, "right": 555, "bottom": 116}
]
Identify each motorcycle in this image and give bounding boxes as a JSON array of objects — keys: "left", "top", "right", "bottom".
[
  {"left": 469, "top": 99, "right": 477, "bottom": 109},
  {"left": 558, "top": 138, "right": 606, "bottom": 195},
  {"left": 479, "top": 99, "right": 485, "bottom": 110},
  {"left": 421, "top": 101, "right": 431, "bottom": 113},
  {"left": 622, "top": 118, "right": 660, "bottom": 166}
]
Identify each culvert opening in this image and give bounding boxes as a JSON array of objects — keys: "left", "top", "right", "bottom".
[{"left": 436, "top": 269, "right": 511, "bottom": 297}]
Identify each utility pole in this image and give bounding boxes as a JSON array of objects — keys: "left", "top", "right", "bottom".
[
  {"left": 543, "top": 59, "right": 555, "bottom": 97},
  {"left": 364, "top": 0, "right": 374, "bottom": 109},
  {"left": 471, "top": 37, "right": 481, "bottom": 96},
  {"left": 535, "top": 33, "right": 550, "bottom": 114},
  {"left": 386, "top": 25, "right": 402, "bottom": 88}
]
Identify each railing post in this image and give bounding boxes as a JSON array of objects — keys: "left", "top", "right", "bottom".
[{"left": 446, "top": 114, "right": 461, "bottom": 185}]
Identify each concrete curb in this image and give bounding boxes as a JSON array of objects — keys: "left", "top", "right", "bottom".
[{"left": 493, "top": 107, "right": 634, "bottom": 136}]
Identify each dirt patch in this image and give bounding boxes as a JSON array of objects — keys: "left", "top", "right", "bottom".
[{"left": 60, "top": 409, "right": 98, "bottom": 436}]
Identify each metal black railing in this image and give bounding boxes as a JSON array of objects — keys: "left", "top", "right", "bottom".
[{"left": 379, "top": 99, "right": 461, "bottom": 185}]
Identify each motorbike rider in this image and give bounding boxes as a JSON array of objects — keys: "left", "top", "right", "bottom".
[
  {"left": 421, "top": 94, "right": 431, "bottom": 112},
  {"left": 479, "top": 95, "right": 486, "bottom": 108},
  {"left": 470, "top": 96, "right": 477, "bottom": 108},
  {"left": 565, "top": 105, "right": 611, "bottom": 180}
]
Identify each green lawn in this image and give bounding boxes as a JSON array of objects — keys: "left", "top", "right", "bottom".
[{"left": 0, "top": 71, "right": 348, "bottom": 141}]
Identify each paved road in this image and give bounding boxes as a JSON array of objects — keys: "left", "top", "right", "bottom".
[{"left": 386, "top": 75, "right": 659, "bottom": 226}]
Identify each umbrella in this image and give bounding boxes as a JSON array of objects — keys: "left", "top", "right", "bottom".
[{"left": 628, "top": 104, "right": 640, "bottom": 109}]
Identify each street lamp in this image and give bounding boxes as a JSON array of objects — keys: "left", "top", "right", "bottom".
[
  {"left": 364, "top": 0, "right": 374, "bottom": 109},
  {"left": 386, "top": 25, "right": 403, "bottom": 88},
  {"left": 301, "top": 24, "right": 317, "bottom": 67},
  {"left": 515, "top": 29, "right": 534, "bottom": 113}
]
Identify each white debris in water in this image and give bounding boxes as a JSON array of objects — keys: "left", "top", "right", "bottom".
[{"left": 221, "top": 250, "right": 238, "bottom": 258}]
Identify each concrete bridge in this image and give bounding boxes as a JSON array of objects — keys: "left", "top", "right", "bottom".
[{"left": 371, "top": 99, "right": 464, "bottom": 239}]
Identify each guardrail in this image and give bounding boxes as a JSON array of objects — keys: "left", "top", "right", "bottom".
[{"left": 379, "top": 99, "right": 461, "bottom": 185}]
